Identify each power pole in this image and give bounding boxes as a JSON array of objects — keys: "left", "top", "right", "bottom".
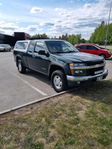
[{"left": 105, "top": 1, "right": 112, "bottom": 48}]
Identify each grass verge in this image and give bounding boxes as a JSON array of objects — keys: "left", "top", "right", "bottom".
[
  {"left": 0, "top": 80, "right": 112, "bottom": 149},
  {"left": 110, "top": 49, "right": 112, "bottom": 52}
]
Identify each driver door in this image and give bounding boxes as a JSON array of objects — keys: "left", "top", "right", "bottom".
[{"left": 32, "top": 41, "right": 50, "bottom": 75}]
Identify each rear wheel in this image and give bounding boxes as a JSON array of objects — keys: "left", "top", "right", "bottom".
[
  {"left": 51, "top": 70, "right": 68, "bottom": 92},
  {"left": 17, "top": 59, "right": 26, "bottom": 73}
]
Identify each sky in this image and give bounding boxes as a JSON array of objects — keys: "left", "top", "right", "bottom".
[{"left": 0, "top": 0, "right": 112, "bottom": 39}]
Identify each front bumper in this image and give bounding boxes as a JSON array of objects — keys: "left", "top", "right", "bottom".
[{"left": 67, "top": 69, "right": 108, "bottom": 82}]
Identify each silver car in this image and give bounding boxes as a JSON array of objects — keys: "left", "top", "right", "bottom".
[{"left": 0, "top": 44, "right": 11, "bottom": 52}]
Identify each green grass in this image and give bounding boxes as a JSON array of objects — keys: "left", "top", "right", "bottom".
[
  {"left": 109, "top": 49, "right": 112, "bottom": 52},
  {"left": 0, "top": 80, "right": 112, "bottom": 149}
]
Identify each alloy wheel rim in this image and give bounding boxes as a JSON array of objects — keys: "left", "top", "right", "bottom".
[{"left": 53, "top": 75, "right": 62, "bottom": 90}]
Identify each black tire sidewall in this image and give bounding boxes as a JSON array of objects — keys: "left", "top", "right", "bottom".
[{"left": 17, "top": 59, "right": 26, "bottom": 73}]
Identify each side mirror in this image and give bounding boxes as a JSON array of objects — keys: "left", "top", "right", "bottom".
[
  {"left": 38, "top": 50, "right": 49, "bottom": 57},
  {"left": 77, "top": 47, "right": 80, "bottom": 50}
]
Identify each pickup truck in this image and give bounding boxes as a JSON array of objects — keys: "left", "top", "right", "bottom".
[{"left": 13, "top": 39, "right": 108, "bottom": 92}]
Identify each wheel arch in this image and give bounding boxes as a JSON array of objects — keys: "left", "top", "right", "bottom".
[{"left": 49, "top": 65, "right": 65, "bottom": 80}]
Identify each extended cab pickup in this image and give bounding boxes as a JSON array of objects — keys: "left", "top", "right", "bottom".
[{"left": 13, "top": 39, "right": 108, "bottom": 92}]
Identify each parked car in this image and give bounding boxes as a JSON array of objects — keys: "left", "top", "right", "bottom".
[
  {"left": 13, "top": 40, "right": 108, "bottom": 92},
  {"left": 0, "top": 44, "right": 11, "bottom": 52},
  {"left": 75, "top": 43, "right": 112, "bottom": 59}
]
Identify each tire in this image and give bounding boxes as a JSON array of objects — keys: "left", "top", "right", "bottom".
[
  {"left": 17, "top": 59, "right": 26, "bottom": 73},
  {"left": 51, "top": 70, "right": 68, "bottom": 92},
  {"left": 100, "top": 54, "right": 106, "bottom": 59}
]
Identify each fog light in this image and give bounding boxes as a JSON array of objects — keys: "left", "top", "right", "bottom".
[{"left": 75, "top": 70, "right": 83, "bottom": 74}]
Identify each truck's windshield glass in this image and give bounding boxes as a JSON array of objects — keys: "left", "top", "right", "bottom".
[{"left": 45, "top": 41, "right": 79, "bottom": 54}]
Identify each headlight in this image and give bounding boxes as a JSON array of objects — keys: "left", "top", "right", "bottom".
[
  {"left": 69, "top": 63, "right": 85, "bottom": 69},
  {"left": 74, "top": 70, "right": 86, "bottom": 76},
  {"left": 69, "top": 63, "right": 86, "bottom": 75},
  {"left": 74, "top": 63, "right": 85, "bottom": 67}
]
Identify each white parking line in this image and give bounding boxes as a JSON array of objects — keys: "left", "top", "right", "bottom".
[
  {"left": 10, "top": 73, "right": 47, "bottom": 96},
  {"left": 0, "top": 89, "right": 68, "bottom": 115}
]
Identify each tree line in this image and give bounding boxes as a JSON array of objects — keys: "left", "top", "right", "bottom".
[
  {"left": 90, "top": 21, "right": 112, "bottom": 45},
  {"left": 31, "top": 22, "right": 112, "bottom": 45},
  {"left": 31, "top": 33, "right": 86, "bottom": 45}
]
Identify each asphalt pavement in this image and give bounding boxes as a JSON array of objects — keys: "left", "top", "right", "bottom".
[
  {"left": 0, "top": 52, "right": 111, "bottom": 114},
  {"left": 0, "top": 52, "right": 56, "bottom": 113}
]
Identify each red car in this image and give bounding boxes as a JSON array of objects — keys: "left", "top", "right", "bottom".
[{"left": 75, "top": 43, "right": 112, "bottom": 59}]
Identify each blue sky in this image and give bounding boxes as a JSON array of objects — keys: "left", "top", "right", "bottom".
[{"left": 0, "top": 0, "right": 111, "bottom": 39}]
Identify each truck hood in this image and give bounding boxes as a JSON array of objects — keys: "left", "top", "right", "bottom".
[{"left": 55, "top": 52, "right": 103, "bottom": 63}]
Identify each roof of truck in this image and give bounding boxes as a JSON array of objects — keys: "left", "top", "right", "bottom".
[{"left": 16, "top": 39, "right": 65, "bottom": 42}]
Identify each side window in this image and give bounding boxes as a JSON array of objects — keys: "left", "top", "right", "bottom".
[
  {"left": 15, "top": 42, "right": 28, "bottom": 50},
  {"left": 27, "top": 41, "right": 35, "bottom": 53},
  {"left": 87, "top": 46, "right": 97, "bottom": 50},
  {"left": 79, "top": 45, "right": 87, "bottom": 49},
  {"left": 34, "top": 42, "right": 46, "bottom": 53}
]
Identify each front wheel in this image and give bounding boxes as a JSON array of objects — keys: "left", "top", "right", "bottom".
[
  {"left": 51, "top": 70, "right": 68, "bottom": 92},
  {"left": 17, "top": 59, "right": 26, "bottom": 73}
]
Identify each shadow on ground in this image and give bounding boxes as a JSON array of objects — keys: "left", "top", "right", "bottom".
[
  {"left": 70, "top": 80, "right": 112, "bottom": 105},
  {"left": 23, "top": 69, "right": 51, "bottom": 85},
  {"left": 21, "top": 69, "right": 112, "bottom": 105}
]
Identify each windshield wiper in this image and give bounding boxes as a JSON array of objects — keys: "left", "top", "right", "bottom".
[
  {"left": 53, "top": 51, "right": 64, "bottom": 53},
  {"left": 63, "top": 51, "right": 77, "bottom": 53},
  {"left": 53, "top": 51, "right": 78, "bottom": 54}
]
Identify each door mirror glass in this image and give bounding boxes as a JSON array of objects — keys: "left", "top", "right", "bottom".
[
  {"left": 38, "top": 50, "right": 45, "bottom": 55},
  {"left": 38, "top": 50, "right": 49, "bottom": 57},
  {"left": 77, "top": 47, "right": 80, "bottom": 50}
]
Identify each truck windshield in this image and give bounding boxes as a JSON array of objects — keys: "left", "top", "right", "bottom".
[{"left": 45, "top": 41, "right": 79, "bottom": 54}]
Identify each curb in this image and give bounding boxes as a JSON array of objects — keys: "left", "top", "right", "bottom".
[{"left": 0, "top": 88, "right": 76, "bottom": 115}]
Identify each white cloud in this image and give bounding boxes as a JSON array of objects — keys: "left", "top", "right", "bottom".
[
  {"left": 30, "top": 7, "right": 44, "bottom": 14},
  {"left": 83, "top": 3, "right": 92, "bottom": 9},
  {"left": 0, "top": 21, "right": 18, "bottom": 34},
  {"left": 0, "top": 0, "right": 111, "bottom": 39},
  {"left": 49, "top": 0, "right": 110, "bottom": 39},
  {"left": 0, "top": 20, "right": 44, "bottom": 36}
]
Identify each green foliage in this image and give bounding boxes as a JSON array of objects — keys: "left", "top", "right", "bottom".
[
  {"left": 58, "top": 33, "right": 86, "bottom": 45},
  {"left": 31, "top": 33, "right": 86, "bottom": 45},
  {"left": 90, "top": 21, "right": 112, "bottom": 44},
  {"left": 31, "top": 34, "right": 49, "bottom": 39}
]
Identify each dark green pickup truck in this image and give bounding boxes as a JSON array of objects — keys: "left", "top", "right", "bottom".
[{"left": 13, "top": 39, "right": 108, "bottom": 92}]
